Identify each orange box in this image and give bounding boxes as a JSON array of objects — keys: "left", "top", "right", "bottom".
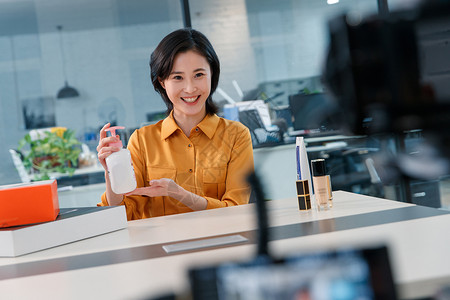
[{"left": 0, "top": 179, "right": 59, "bottom": 228}]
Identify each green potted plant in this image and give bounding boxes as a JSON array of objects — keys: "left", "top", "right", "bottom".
[{"left": 18, "top": 127, "right": 81, "bottom": 181}]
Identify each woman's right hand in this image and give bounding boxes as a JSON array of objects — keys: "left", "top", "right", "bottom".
[{"left": 96, "top": 123, "right": 122, "bottom": 171}]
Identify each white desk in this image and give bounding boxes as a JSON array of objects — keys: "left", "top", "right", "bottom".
[{"left": 0, "top": 191, "right": 449, "bottom": 300}]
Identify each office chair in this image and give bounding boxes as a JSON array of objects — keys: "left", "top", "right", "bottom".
[{"left": 322, "top": 147, "right": 379, "bottom": 195}]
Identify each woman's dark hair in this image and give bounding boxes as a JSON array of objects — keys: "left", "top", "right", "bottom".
[{"left": 150, "top": 28, "right": 220, "bottom": 115}]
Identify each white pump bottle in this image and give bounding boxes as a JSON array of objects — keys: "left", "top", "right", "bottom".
[{"left": 104, "top": 126, "right": 137, "bottom": 194}]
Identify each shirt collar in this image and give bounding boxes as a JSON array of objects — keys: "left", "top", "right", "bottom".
[
  {"left": 160, "top": 111, "right": 220, "bottom": 140},
  {"left": 197, "top": 113, "right": 220, "bottom": 139},
  {"left": 161, "top": 111, "right": 178, "bottom": 140}
]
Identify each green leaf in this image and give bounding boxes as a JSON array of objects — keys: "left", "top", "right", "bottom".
[{"left": 17, "top": 128, "right": 83, "bottom": 181}]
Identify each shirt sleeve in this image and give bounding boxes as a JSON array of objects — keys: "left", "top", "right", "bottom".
[{"left": 204, "top": 126, "right": 254, "bottom": 209}]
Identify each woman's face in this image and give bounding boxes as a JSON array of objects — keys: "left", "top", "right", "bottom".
[{"left": 160, "top": 50, "right": 212, "bottom": 122}]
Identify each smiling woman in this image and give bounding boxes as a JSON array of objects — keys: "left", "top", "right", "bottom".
[
  {"left": 96, "top": 28, "right": 255, "bottom": 220},
  {"left": 150, "top": 28, "right": 220, "bottom": 116}
]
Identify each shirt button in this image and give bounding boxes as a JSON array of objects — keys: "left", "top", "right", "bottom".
[
  {"left": 195, "top": 128, "right": 199, "bottom": 132},
  {"left": 189, "top": 169, "right": 193, "bottom": 173},
  {"left": 188, "top": 144, "right": 192, "bottom": 148}
]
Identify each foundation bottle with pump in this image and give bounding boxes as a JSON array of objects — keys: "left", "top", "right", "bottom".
[{"left": 311, "top": 159, "right": 333, "bottom": 211}]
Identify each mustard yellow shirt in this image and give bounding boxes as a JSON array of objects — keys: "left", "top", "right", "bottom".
[{"left": 100, "top": 112, "right": 254, "bottom": 220}]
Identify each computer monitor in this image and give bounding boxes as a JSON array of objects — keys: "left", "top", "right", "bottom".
[
  {"left": 223, "top": 100, "right": 281, "bottom": 146},
  {"left": 223, "top": 100, "right": 272, "bottom": 131},
  {"left": 289, "top": 93, "right": 334, "bottom": 132}
]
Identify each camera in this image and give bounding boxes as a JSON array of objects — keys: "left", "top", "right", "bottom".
[{"left": 324, "top": 1, "right": 450, "bottom": 138}]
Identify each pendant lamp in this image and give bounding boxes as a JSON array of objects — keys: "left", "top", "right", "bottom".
[{"left": 56, "top": 25, "right": 79, "bottom": 99}]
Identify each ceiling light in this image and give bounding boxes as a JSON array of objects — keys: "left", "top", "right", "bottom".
[{"left": 56, "top": 25, "right": 79, "bottom": 99}]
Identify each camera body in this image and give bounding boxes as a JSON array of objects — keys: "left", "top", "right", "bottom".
[{"left": 324, "top": 1, "right": 450, "bottom": 137}]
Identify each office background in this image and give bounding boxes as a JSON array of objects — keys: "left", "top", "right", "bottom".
[{"left": 2, "top": 0, "right": 447, "bottom": 209}]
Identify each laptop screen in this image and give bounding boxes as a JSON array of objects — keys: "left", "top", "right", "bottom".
[
  {"left": 238, "top": 109, "right": 265, "bottom": 131},
  {"left": 289, "top": 93, "right": 335, "bottom": 132}
]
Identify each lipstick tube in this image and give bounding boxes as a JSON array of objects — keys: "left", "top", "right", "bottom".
[
  {"left": 295, "top": 137, "right": 313, "bottom": 211},
  {"left": 296, "top": 179, "right": 311, "bottom": 210}
]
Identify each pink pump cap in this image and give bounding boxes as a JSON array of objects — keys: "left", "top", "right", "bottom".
[{"left": 105, "top": 126, "right": 125, "bottom": 148}]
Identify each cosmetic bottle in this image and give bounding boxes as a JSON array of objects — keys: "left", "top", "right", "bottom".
[
  {"left": 296, "top": 137, "right": 313, "bottom": 210},
  {"left": 104, "top": 126, "right": 137, "bottom": 194},
  {"left": 311, "top": 159, "right": 333, "bottom": 211}
]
